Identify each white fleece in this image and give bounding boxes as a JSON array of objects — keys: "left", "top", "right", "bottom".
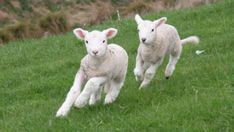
[
  {"left": 56, "top": 28, "right": 128, "bottom": 117},
  {"left": 134, "top": 14, "right": 199, "bottom": 88},
  {"left": 81, "top": 44, "right": 128, "bottom": 81}
]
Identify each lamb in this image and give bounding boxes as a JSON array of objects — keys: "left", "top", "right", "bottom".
[
  {"left": 56, "top": 28, "right": 128, "bottom": 117},
  {"left": 134, "top": 14, "right": 199, "bottom": 89}
]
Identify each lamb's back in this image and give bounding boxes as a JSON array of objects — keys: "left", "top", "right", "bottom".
[{"left": 157, "top": 24, "right": 180, "bottom": 45}]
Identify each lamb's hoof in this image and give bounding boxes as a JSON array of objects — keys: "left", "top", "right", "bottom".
[
  {"left": 135, "top": 76, "right": 140, "bottom": 82},
  {"left": 74, "top": 97, "right": 88, "bottom": 108},
  {"left": 74, "top": 101, "right": 86, "bottom": 108},
  {"left": 89, "top": 98, "right": 97, "bottom": 106},
  {"left": 56, "top": 107, "right": 69, "bottom": 117},
  {"left": 165, "top": 76, "right": 170, "bottom": 80},
  {"left": 135, "top": 76, "right": 143, "bottom": 82},
  {"left": 104, "top": 96, "right": 116, "bottom": 105},
  {"left": 139, "top": 83, "right": 148, "bottom": 89}
]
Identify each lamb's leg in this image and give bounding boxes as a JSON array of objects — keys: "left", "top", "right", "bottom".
[
  {"left": 89, "top": 88, "right": 102, "bottom": 105},
  {"left": 134, "top": 53, "right": 144, "bottom": 82},
  {"left": 74, "top": 77, "right": 107, "bottom": 108},
  {"left": 165, "top": 54, "right": 181, "bottom": 79},
  {"left": 104, "top": 64, "right": 127, "bottom": 104},
  {"left": 140, "top": 59, "right": 163, "bottom": 89},
  {"left": 104, "top": 80, "right": 124, "bottom": 104},
  {"left": 56, "top": 70, "right": 85, "bottom": 117},
  {"left": 104, "top": 81, "right": 111, "bottom": 93}
]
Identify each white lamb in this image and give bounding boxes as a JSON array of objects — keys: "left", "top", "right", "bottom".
[
  {"left": 56, "top": 28, "right": 128, "bottom": 117},
  {"left": 134, "top": 14, "right": 199, "bottom": 89}
]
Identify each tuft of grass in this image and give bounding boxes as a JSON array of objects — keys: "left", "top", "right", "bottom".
[
  {"left": 6, "top": 21, "right": 30, "bottom": 39},
  {"left": 76, "top": 1, "right": 115, "bottom": 25},
  {"left": 39, "top": 12, "right": 70, "bottom": 34},
  {"left": 0, "top": 28, "right": 13, "bottom": 43},
  {"left": 0, "top": 21, "right": 41, "bottom": 44},
  {"left": 123, "top": 0, "right": 152, "bottom": 14},
  {"left": 0, "top": 0, "right": 234, "bottom": 131}
]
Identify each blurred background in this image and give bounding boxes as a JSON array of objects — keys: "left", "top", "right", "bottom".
[{"left": 0, "top": 0, "right": 218, "bottom": 44}]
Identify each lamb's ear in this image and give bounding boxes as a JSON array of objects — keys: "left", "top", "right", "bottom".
[
  {"left": 103, "top": 28, "right": 118, "bottom": 39},
  {"left": 154, "top": 17, "right": 167, "bottom": 28},
  {"left": 73, "top": 28, "right": 88, "bottom": 40},
  {"left": 135, "top": 14, "right": 143, "bottom": 24}
]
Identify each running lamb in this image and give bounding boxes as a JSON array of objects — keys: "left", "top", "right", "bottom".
[
  {"left": 56, "top": 28, "right": 128, "bottom": 117},
  {"left": 134, "top": 14, "right": 199, "bottom": 89}
]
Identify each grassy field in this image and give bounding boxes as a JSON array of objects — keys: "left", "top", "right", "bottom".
[{"left": 1, "top": 0, "right": 234, "bottom": 131}]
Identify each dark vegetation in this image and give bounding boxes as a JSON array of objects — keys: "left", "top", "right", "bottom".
[{"left": 0, "top": 0, "right": 219, "bottom": 44}]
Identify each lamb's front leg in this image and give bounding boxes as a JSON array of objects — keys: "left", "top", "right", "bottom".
[
  {"left": 74, "top": 77, "right": 107, "bottom": 108},
  {"left": 56, "top": 69, "right": 85, "bottom": 117},
  {"left": 134, "top": 53, "right": 144, "bottom": 82},
  {"left": 139, "top": 60, "right": 163, "bottom": 89}
]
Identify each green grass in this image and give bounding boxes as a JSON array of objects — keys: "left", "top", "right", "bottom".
[{"left": 1, "top": 0, "right": 234, "bottom": 131}]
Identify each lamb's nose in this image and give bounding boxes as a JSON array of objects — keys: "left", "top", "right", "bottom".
[
  {"left": 141, "top": 38, "right": 146, "bottom": 43},
  {"left": 92, "top": 50, "right": 98, "bottom": 55}
]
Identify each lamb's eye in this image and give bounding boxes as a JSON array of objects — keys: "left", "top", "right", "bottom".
[
  {"left": 103, "top": 40, "right": 105, "bottom": 43},
  {"left": 151, "top": 29, "right": 154, "bottom": 32},
  {"left": 137, "top": 29, "right": 139, "bottom": 32},
  {"left": 85, "top": 40, "right": 88, "bottom": 44}
]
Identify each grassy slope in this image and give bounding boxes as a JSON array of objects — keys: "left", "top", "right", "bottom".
[{"left": 1, "top": 0, "right": 234, "bottom": 131}]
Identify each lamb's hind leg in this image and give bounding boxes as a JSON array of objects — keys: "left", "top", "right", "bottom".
[
  {"left": 165, "top": 51, "right": 181, "bottom": 79},
  {"left": 89, "top": 88, "right": 102, "bottom": 105},
  {"left": 104, "top": 80, "right": 124, "bottom": 104},
  {"left": 74, "top": 77, "right": 106, "bottom": 108},
  {"left": 89, "top": 81, "right": 111, "bottom": 105}
]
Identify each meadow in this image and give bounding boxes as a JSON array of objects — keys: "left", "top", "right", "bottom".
[{"left": 0, "top": 0, "right": 233, "bottom": 131}]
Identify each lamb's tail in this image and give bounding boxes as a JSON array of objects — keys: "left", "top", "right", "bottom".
[{"left": 181, "top": 36, "right": 199, "bottom": 45}]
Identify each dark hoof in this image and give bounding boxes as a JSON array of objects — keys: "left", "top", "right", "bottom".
[{"left": 165, "top": 76, "right": 170, "bottom": 80}]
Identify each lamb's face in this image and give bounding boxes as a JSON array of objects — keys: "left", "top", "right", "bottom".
[
  {"left": 137, "top": 20, "right": 157, "bottom": 45},
  {"left": 84, "top": 31, "right": 107, "bottom": 57},
  {"left": 73, "top": 28, "right": 117, "bottom": 58},
  {"left": 135, "top": 14, "right": 167, "bottom": 45}
]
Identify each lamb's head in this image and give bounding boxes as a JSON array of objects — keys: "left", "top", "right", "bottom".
[
  {"left": 73, "top": 28, "right": 118, "bottom": 57},
  {"left": 135, "top": 14, "right": 167, "bottom": 45}
]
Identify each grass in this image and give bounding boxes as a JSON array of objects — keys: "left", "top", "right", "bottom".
[{"left": 0, "top": 0, "right": 234, "bottom": 131}]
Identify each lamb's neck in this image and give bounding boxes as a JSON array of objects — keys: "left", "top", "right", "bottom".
[{"left": 141, "top": 42, "right": 156, "bottom": 51}]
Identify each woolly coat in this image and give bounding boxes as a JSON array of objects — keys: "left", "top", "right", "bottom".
[
  {"left": 80, "top": 44, "right": 128, "bottom": 82},
  {"left": 137, "top": 24, "right": 181, "bottom": 64}
]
